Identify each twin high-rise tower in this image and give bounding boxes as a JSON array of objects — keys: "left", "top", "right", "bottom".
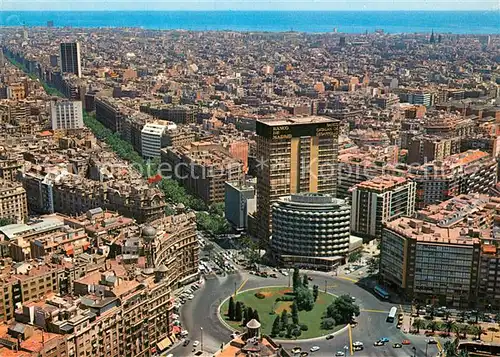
[{"left": 255, "top": 116, "right": 340, "bottom": 243}]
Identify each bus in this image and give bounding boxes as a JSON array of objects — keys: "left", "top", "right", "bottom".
[
  {"left": 387, "top": 307, "right": 397, "bottom": 323},
  {"left": 374, "top": 285, "right": 390, "bottom": 300}
]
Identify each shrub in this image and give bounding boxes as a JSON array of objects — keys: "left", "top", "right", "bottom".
[
  {"left": 278, "top": 332, "right": 285, "bottom": 338},
  {"left": 321, "top": 317, "right": 336, "bottom": 330},
  {"left": 255, "top": 292, "right": 266, "bottom": 299},
  {"left": 300, "top": 323, "right": 309, "bottom": 331},
  {"left": 275, "top": 297, "right": 281, "bottom": 302}
]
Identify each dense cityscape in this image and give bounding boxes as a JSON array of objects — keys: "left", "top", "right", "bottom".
[{"left": 0, "top": 23, "right": 498, "bottom": 357}]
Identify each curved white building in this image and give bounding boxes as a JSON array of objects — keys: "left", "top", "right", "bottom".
[{"left": 271, "top": 193, "right": 351, "bottom": 271}]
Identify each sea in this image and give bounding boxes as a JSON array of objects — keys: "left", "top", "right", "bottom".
[{"left": 0, "top": 11, "right": 499, "bottom": 34}]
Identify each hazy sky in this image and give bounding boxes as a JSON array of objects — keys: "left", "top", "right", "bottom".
[{"left": 0, "top": 0, "right": 498, "bottom": 11}]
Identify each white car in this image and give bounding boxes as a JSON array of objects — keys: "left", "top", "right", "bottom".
[
  {"left": 335, "top": 352, "right": 345, "bottom": 357},
  {"left": 188, "top": 294, "right": 194, "bottom": 300},
  {"left": 353, "top": 341, "right": 363, "bottom": 347},
  {"left": 310, "top": 346, "right": 320, "bottom": 352},
  {"left": 192, "top": 340, "right": 199, "bottom": 347}
]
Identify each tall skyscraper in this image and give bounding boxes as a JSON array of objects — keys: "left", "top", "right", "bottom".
[
  {"left": 50, "top": 99, "right": 84, "bottom": 130},
  {"left": 60, "top": 42, "right": 82, "bottom": 78},
  {"left": 255, "top": 116, "right": 340, "bottom": 243}
]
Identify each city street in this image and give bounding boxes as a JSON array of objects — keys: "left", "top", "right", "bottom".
[{"left": 170, "top": 270, "right": 441, "bottom": 357}]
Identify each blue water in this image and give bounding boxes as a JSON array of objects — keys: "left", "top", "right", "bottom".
[{"left": 0, "top": 11, "right": 499, "bottom": 34}]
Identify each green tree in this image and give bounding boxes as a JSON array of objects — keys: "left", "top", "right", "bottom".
[
  {"left": 457, "top": 350, "right": 469, "bottom": 357},
  {"left": 292, "top": 325, "right": 302, "bottom": 339},
  {"left": 427, "top": 320, "right": 439, "bottom": 333},
  {"left": 468, "top": 325, "right": 484, "bottom": 340},
  {"left": 326, "top": 295, "right": 360, "bottom": 324},
  {"left": 235, "top": 301, "right": 243, "bottom": 322},
  {"left": 292, "top": 268, "right": 300, "bottom": 292},
  {"left": 444, "top": 320, "right": 456, "bottom": 335},
  {"left": 312, "top": 285, "right": 319, "bottom": 302},
  {"left": 459, "top": 324, "right": 469, "bottom": 339},
  {"left": 280, "top": 309, "right": 289, "bottom": 328},
  {"left": 271, "top": 316, "right": 281, "bottom": 337},
  {"left": 295, "top": 286, "right": 315, "bottom": 311},
  {"left": 253, "top": 310, "right": 260, "bottom": 322},
  {"left": 412, "top": 318, "right": 425, "bottom": 333},
  {"left": 228, "top": 297, "right": 235, "bottom": 320},
  {"left": 243, "top": 307, "right": 252, "bottom": 325},
  {"left": 302, "top": 274, "right": 309, "bottom": 288},
  {"left": 291, "top": 302, "right": 299, "bottom": 325},
  {"left": 321, "top": 317, "right": 336, "bottom": 330},
  {"left": 0, "top": 217, "right": 14, "bottom": 226},
  {"left": 443, "top": 340, "right": 457, "bottom": 357},
  {"left": 348, "top": 251, "right": 362, "bottom": 262}
]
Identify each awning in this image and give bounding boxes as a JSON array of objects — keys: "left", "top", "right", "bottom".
[
  {"left": 172, "top": 325, "right": 181, "bottom": 334},
  {"left": 157, "top": 337, "right": 171, "bottom": 351}
]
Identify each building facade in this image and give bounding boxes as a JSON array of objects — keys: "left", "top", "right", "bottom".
[
  {"left": 271, "top": 193, "right": 350, "bottom": 271},
  {"left": 59, "top": 42, "right": 82, "bottom": 78},
  {"left": 350, "top": 176, "right": 416, "bottom": 241},
  {"left": 0, "top": 179, "right": 28, "bottom": 224},
  {"left": 50, "top": 100, "right": 84, "bottom": 130},
  {"left": 380, "top": 217, "right": 481, "bottom": 308}
]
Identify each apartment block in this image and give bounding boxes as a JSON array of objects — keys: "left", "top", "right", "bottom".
[
  {"left": 0, "top": 179, "right": 28, "bottom": 224},
  {"left": 350, "top": 175, "right": 416, "bottom": 241},
  {"left": 140, "top": 121, "right": 177, "bottom": 159},
  {"left": 381, "top": 217, "right": 481, "bottom": 308},
  {"left": 50, "top": 99, "right": 84, "bottom": 130},
  {"left": 409, "top": 150, "right": 498, "bottom": 209},
  {"left": 255, "top": 116, "right": 340, "bottom": 242},
  {"left": 161, "top": 142, "right": 244, "bottom": 205}
]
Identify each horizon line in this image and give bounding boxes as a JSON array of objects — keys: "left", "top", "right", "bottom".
[{"left": 0, "top": 9, "right": 498, "bottom": 12}]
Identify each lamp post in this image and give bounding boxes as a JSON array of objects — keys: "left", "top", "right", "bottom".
[
  {"left": 412, "top": 346, "right": 416, "bottom": 357},
  {"left": 343, "top": 345, "right": 349, "bottom": 356},
  {"left": 200, "top": 327, "right": 204, "bottom": 351},
  {"left": 425, "top": 341, "right": 429, "bottom": 357}
]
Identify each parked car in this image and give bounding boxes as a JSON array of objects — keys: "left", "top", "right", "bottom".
[
  {"left": 192, "top": 340, "right": 200, "bottom": 348},
  {"left": 326, "top": 334, "right": 334, "bottom": 340},
  {"left": 310, "top": 346, "right": 320, "bottom": 352},
  {"left": 183, "top": 339, "right": 190, "bottom": 347}
]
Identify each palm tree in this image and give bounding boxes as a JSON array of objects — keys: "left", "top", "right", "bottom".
[
  {"left": 444, "top": 310, "right": 451, "bottom": 321},
  {"left": 469, "top": 325, "right": 485, "bottom": 340},
  {"left": 412, "top": 318, "right": 425, "bottom": 333},
  {"left": 444, "top": 320, "right": 455, "bottom": 335},
  {"left": 427, "top": 320, "right": 439, "bottom": 333},
  {"left": 459, "top": 324, "right": 469, "bottom": 339},
  {"left": 452, "top": 324, "right": 462, "bottom": 338},
  {"left": 443, "top": 340, "right": 457, "bottom": 357}
]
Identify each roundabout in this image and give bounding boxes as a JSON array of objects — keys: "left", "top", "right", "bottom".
[
  {"left": 218, "top": 286, "right": 344, "bottom": 340},
  {"left": 171, "top": 270, "right": 438, "bottom": 357}
]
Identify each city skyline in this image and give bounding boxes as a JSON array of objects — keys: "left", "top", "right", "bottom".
[{"left": 0, "top": 0, "right": 498, "bottom": 11}]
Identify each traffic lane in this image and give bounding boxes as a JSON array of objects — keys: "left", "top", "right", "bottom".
[{"left": 177, "top": 272, "right": 244, "bottom": 353}]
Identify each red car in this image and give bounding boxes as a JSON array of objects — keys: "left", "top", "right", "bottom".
[{"left": 402, "top": 339, "right": 411, "bottom": 345}]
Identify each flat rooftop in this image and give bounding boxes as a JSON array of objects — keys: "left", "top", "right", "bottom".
[
  {"left": 355, "top": 175, "right": 408, "bottom": 192},
  {"left": 386, "top": 217, "right": 483, "bottom": 246},
  {"left": 257, "top": 115, "right": 335, "bottom": 126}
]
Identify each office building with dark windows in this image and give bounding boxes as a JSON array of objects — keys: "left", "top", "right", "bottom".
[
  {"left": 59, "top": 42, "right": 82, "bottom": 78},
  {"left": 255, "top": 116, "right": 340, "bottom": 243}
]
